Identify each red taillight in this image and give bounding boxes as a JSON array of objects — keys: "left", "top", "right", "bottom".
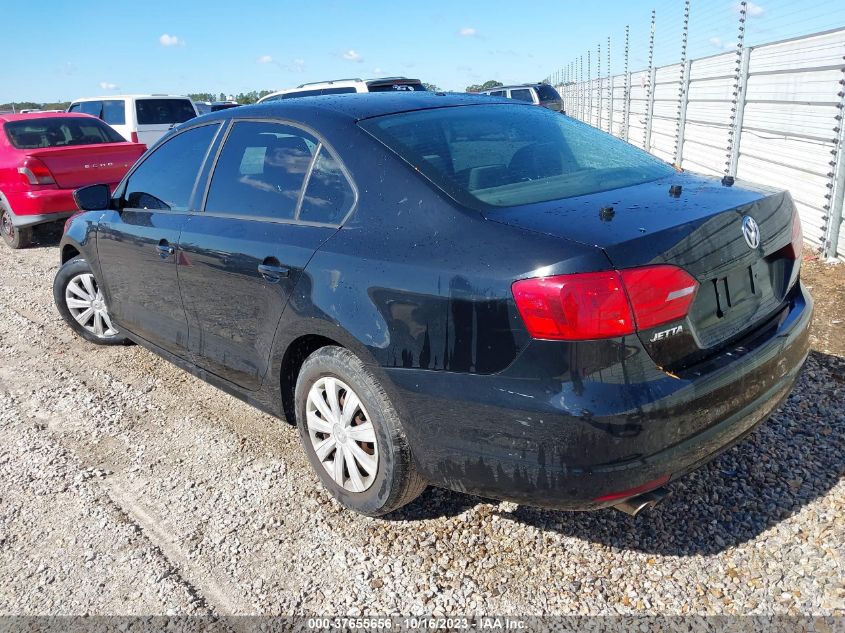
[
  {"left": 130, "top": 131, "right": 139, "bottom": 143},
  {"left": 512, "top": 265, "right": 699, "bottom": 341},
  {"left": 512, "top": 272, "right": 635, "bottom": 340},
  {"left": 619, "top": 265, "right": 699, "bottom": 331},
  {"left": 17, "top": 157, "right": 56, "bottom": 185}
]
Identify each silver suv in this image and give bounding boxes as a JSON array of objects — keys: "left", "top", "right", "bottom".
[{"left": 479, "top": 83, "right": 564, "bottom": 113}]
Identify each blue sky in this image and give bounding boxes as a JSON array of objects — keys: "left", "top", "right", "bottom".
[{"left": 4, "top": 0, "right": 844, "bottom": 102}]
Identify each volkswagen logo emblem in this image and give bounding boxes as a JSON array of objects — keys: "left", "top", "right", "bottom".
[{"left": 742, "top": 216, "right": 760, "bottom": 249}]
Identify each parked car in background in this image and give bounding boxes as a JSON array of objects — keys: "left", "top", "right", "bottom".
[
  {"left": 196, "top": 101, "right": 240, "bottom": 115},
  {"left": 0, "top": 112, "right": 145, "bottom": 248},
  {"left": 67, "top": 95, "right": 198, "bottom": 146},
  {"left": 258, "top": 77, "right": 426, "bottom": 103},
  {"left": 55, "top": 93, "right": 810, "bottom": 517},
  {"left": 479, "top": 83, "right": 565, "bottom": 112}
]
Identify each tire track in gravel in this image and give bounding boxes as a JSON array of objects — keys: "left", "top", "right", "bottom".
[{"left": 0, "top": 299, "right": 253, "bottom": 615}]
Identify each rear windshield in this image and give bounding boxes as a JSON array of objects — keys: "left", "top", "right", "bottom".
[
  {"left": 359, "top": 104, "right": 675, "bottom": 208},
  {"left": 4, "top": 117, "right": 125, "bottom": 149},
  {"left": 367, "top": 82, "right": 426, "bottom": 93},
  {"left": 535, "top": 84, "right": 562, "bottom": 101},
  {"left": 135, "top": 99, "right": 196, "bottom": 125}
]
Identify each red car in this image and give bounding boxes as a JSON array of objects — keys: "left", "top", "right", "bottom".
[{"left": 0, "top": 112, "right": 146, "bottom": 249}]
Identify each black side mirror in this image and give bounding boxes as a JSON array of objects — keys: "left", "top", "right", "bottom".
[{"left": 73, "top": 184, "right": 112, "bottom": 211}]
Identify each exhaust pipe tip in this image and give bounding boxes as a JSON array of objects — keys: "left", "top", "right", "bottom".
[{"left": 612, "top": 487, "right": 670, "bottom": 517}]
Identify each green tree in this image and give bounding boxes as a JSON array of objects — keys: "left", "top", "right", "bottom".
[
  {"left": 188, "top": 93, "right": 215, "bottom": 103},
  {"left": 422, "top": 82, "right": 442, "bottom": 92},
  {"left": 465, "top": 79, "right": 503, "bottom": 93}
]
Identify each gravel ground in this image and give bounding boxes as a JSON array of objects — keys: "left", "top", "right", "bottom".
[{"left": 0, "top": 234, "right": 843, "bottom": 617}]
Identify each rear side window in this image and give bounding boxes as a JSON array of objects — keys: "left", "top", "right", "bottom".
[
  {"left": 205, "top": 121, "right": 317, "bottom": 220},
  {"left": 282, "top": 89, "right": 322, "bottom": 99},
  {"left": 4, "top": 117, "right": 125, "bottom": 149},
  {"left": 535, "top": 84, "right": 561, "bottom": 101},
  {"left": 101, "top": 100, "right": 126, "bottom": 125},
  {"left": 509, "top": 89, "right": 534, "bottom": 103},
  {"left": 135, "top": 99, "right": 196, "bottom": 125},
  {"left": 360, "top": 104, "right": 675, "bottom": 208},
  {"left": 123, "top": 124, "right": 219, "bottom": 211},
  {"left": 299, "top": 148, "right": 355, "bottom": 224},
  {"left": 490, "top": 90, "right": 506, "bottom": 97},
  {"left": 76, "top": 101, "right": 102, "bottom": 117}
]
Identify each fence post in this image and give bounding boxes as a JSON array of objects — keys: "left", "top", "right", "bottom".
[
  {"left": 675, "top": 60, "right": 692, "bottom": 166},
  {"left": 623, "top": 26, "right": 630, "bottom": 141},
  {"left": 825, "top": 85, "right": 845, "bottom": 259},
  {"left": 644, "top": 66, "right": 657, "bottom": 151},
  {"left": 728, "top": 47, "right": 751, "bottom": 177},
  {"left": 597, "top": 43, "right": 603, "bottom": 130},
  {"left": 643, "top": 9, "right": 657, "bottom": 150}
]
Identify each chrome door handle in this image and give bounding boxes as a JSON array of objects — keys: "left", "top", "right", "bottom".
[
  {"left": 257, "top": 263, "right": 290, "bottom": 282},
  {"left": 157, "top": 240, "right": 175, "bottom": 258}
]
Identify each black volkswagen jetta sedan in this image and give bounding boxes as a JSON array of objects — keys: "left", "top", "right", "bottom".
[{"left": 54, "top": 93, "right": 812, "bottom": 517}]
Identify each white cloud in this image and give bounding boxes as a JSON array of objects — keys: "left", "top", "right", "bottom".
[
  {"left": 373, "top": 67, "right": 383, "bottom": 74},
  {"left": 257, "top": 55, "right": 273, "bottom": 64},
  {"left": 290, "top": 58, "right": 306, "bottom": 72},
  {"left": 708, "top": 36, "right": 736, "bottom": 51},
  {"left": 99, "top": 81, "right": 118, "bottom": 90},
  {"left": 159, "top": 33, "right": 184, "bottom": 47},
  {"left": 458, "top": 27, "right": 477, "bottom": 37},
  {"left": 342, "top": 49, "right": 363, "bottom": 62}
]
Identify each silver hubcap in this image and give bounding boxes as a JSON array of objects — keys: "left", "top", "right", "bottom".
[
  {"left": 65, "top": 273, "right": 118, "bottom": 338},
  {"left": 1, "top": 211, "right": 13, "bottom": 238},
  {"left": 306, "top": 377, "right": 378, "bottom": 493}
]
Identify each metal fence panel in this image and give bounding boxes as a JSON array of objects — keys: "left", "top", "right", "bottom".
[{"left": 558, "top": 27, "right": 845, "bottom": 258}]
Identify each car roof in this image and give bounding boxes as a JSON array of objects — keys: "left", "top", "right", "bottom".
[
  {"left": 70, "top": 94, "right": 193, "bottom": 101},
  {"left": 202, "top": 92, "right": 516, "bottom": 125},
  {"left": 0, "top": 112, "right": 100, "bottom": 123},
  {"left": 481, "top": 84, "right": 549, "bottom": 92}
]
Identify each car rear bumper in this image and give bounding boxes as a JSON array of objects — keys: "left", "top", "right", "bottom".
[
  {"left": 5, "top": 189, "right": 77, "bottom": 226},
  {"left": 384, "top": 282, "right": 813, "bottom": 510}
]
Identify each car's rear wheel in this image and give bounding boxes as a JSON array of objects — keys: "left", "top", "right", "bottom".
[
  {"left": 1, "top": 205, "right": 31, "bottom": 250},
  {"left": 295, "top": 346, "right": 426, "bottom": 516},
  {"left": 53, "top": 256, "right": 128, "bottom": 345}
]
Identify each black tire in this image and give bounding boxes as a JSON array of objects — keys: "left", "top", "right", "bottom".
[
  {"left": 1, "top": 205, "right": 31, "bottom": 249},
  {"left": 53, "top": 256, "right": 129, "bottom": 345},
  {"left": 295, "top": 346, "right": 426, "bottom": 516}
]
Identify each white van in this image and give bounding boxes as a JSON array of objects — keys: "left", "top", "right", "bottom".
[
  {"left": 258, "top": 77, "right": 426, "bottom": 103},
  {"left": 67, "top": 95, "right": 199, "bottom": 146}
]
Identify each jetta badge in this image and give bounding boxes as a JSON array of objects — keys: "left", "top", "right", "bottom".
[{"left": 742, "top": 215, "right": 760, "bottom": 249}]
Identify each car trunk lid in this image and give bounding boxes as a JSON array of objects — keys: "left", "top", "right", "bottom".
[
  {"left": 486, "top": 173, "right": 800, "bottom": 369},
  {"left": 27, "top": 142, "right": 146, "bottom": 188}
]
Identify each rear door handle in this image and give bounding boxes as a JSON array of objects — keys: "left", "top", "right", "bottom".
[
  {"left": 258, "top": 261, "right": 290, "bottom": 283},
  {"left": 157, "top": 239, "right": 175, "bottom": 259}
]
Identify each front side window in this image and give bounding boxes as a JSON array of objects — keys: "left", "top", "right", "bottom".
[
  {"left": 135, "top": 99, "right": 197, "bottom": 125},
  {"left": 490, "top": 90, "right": 506, "bottom": 97},
  {"left": 360, "top": 104, "right": 675, "bottom": 208},
  {"left": 299, "top": 148, "right": 355, "bottom": 224},
  {"left": 101, "top": 100, "right": 126, "bottom": 125},
  {"left": 123, "top": 124, "right": 219, "bottom": 211},
  {"left": 205, "top": 121, "right": 317, "bottom": 219},
  {"left": 5, "top": 117, "right": 125, "bottom": 149},
  {"left": 509, "top": 88, "right": 534, "bottom": 103}
]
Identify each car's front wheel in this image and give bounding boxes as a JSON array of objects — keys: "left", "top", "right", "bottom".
[
  {"left": 1, "top": 205, "right": 31, "bottom": 250},
  {"left": 295, "top": 346, "right": 426, "bottom": 516},
  {"left": 53, "top": 256, "right": 128, "bottom": 345}
]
